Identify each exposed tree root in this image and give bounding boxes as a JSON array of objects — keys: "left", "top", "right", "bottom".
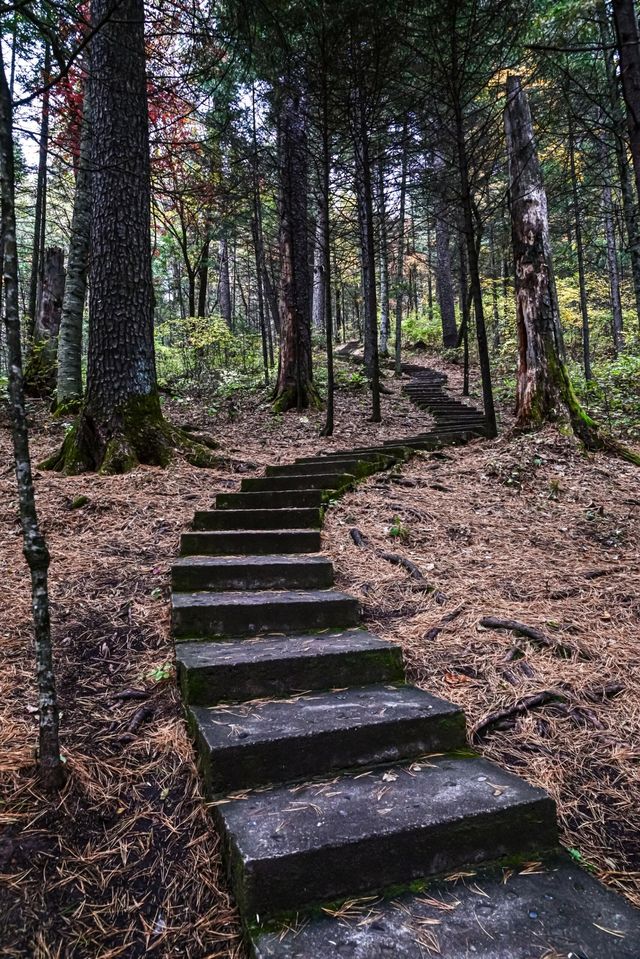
[
  {"left": 40, "top": 395, "right": 220, "bottom": 475},
  {"left": 479, "top": 615, "right": 587, "bottom": 659}
]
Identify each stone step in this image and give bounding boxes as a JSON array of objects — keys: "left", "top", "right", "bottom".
[
  {"left": 241, "top": 473, "right": 356, "bottom": 492},
  {"left": 253, "top": 854, "right": 640, "bottom": 958},
  {"left": 176, "top": 629, "right": 405, "bottom": 706},
  {"left": 265, "top": 460, "right": 375, "bottom": 479},
  {"left": 172, "top": 554, "right": 334, "bottom": 592},
  {"left": 216, "top": 490, "right": 324, "bottom": 511},
  {"left": 215, "top": 755, "right": 557, "bottom": 918},
  {"left": 180, "top": 529, "right": 321, "bottom": 556},
  {"left": 382, "top": 433, "right": 479, "bottom": 450},
  {"left": 295, "top": 452, "right": 400, "bottom": 467},
  {"left": 172, "top": 589, "right": 360, "bottom": 639},
  {"left": 192, "top": 507, "right": 322, "bottom": 531},
  {"left": 191, "top": 685, "right": 466, "bottom": 794}
]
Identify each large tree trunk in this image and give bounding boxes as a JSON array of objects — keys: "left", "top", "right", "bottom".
[
  {"left": 44, "top": 0, "right": 214, "bottom": 474},
  {"left": 0, "top": 48, "right": 63, "bottom": 791},
  {"left": 56, "top": 82, "right": 91, "bottom": 410},
  {"left": 197, "top": 220, "right": 211, "bottom": 318},
  {"left": 435, "top": 209, "right": 457, "bottom": 347},
  {"left": 24, "top": 246, "right": 65, "bottom": 396},
  {"left": 612, "top": 0, "right": 640, "bottom": 214},
  {"left": 273, "top": 74, "right": 319, "bottom": 412},
  {"left": 505, "top": 75, "right": 639, "bottom": 464}
]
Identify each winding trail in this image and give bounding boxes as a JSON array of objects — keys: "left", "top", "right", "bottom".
[{"left": 171, "top": 366, "right": 639, "bottom": 957}]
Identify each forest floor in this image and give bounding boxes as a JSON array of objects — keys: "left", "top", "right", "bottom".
[{"left": 1, "top": 354, "right": 639, "bottom": 958}]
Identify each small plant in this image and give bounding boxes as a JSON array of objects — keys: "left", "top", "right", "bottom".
[
  {"left": 388, "top": 515, "right": 409, "bottom": 541},
  {"left": 146, "top": 661, "right": 174, "bottom": 684}
]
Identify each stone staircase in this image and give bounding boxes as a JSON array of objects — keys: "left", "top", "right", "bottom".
[{"left": 172, "top": 367, "right": 640, "bottom": 957}]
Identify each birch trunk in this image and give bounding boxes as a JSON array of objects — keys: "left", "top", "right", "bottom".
[{"left": 0, "top": 49, "right": 63, "bottom": 790}]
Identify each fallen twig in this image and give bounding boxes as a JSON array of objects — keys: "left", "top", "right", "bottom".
[
  {"left": 349, "top": 527, "right": 445, "bottom": 600},
  {"left": 424, "top": 605, "right": 465, "bottom": 641}
]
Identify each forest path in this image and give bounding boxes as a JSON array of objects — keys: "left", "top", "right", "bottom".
[{"left": 171, "top": 366, "right": 640, "bottom": 958}]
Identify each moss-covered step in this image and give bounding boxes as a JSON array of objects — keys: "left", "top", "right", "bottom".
[
  {"left": 171, "top": 588, "right": 360, "bottom": 639},
  {"left": 214, "top": 755, "right": 557, "bottom": 919},
  {"left": 216, "top": 490, "right": 324, "bottom": 511},
  {"left": 176, "top": 629, "right": 404, "bottom": 706},
  {"left": 379, "top": 433, "right": 481, "bottom": 451},
  {"left": 192, "top": 507, "right": 323, "bottom": 531},
  {"left": 172, "top": 554, "right": 334, "bottom": 592},
  {"left": 191, "top": 684, "right": 466, "bottom": 795},
  {"left": 180, "top": 529, "right": 321, "bottom": 556},
  {"left": 241, "top": 472, "right": 356, "bottom": 493},
  {"left": 294, "top": 451, "right": 401, "bottom": 467},
  {"left": 265, "top": 460, "right": 378, "bottom": 480},
  {"left": 253, "top": 854, "right": 640, "bottom": 958}
]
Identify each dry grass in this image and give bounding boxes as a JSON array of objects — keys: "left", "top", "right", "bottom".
[{"left": 2, "top": 357, "right": 639, "bottom": 957}]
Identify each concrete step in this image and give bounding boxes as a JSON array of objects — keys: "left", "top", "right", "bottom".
[
  {"left": 180, "top": 529, "right": 321, "bottom": 557},
  {"left": 253, "top": 854, "right": 640, "bottom": 958},
  {"left": 241, "top": 473, "right": 355, "bottom": 493},
  {"left": 265, "top": 460, "right": 375, "bottom": 479},
  {"left": 172, "top": 589, "right": 360, "bottom": 639},
  {"left": 172, "top": 554, "right": 334, "bottom": 592},
  {"left": 176, "top": 629, "right": 405, "bottom": 706},
  {"left": 216, "top": 490, "right": 324, "bottom": 510},
  {"left": 215, "top": 755, "right": 557, "bottom": 918},
  {"left": 193, "top": 507, "right": 322, "bottom": 531},
  {"left": 191, "top": 685, "right": 466, "bottom": 794},
  {"left": 295, "top": 452, "right": 399, "bottom": 467},
  {"left": 382, "top": 433, "right": 479, "bottom": 450}
]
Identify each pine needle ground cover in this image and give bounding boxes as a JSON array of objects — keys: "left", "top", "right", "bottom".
[{"left": 2, "top": 362, "right": 639, "bottom": 956}]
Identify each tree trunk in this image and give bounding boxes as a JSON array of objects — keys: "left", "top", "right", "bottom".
[
  {"left": 28, "top": 43, "right": 50, "bottom": 336},
  {"left": 435, "top": 210, "right": 457, "bottom": 347},
  {"left": 218, "top": 237, "right": 232, "bottom": 326},
  {"left": 44, "top": 0, "right": 214, "bottom": 474},
  {"left": 459, "top": 236, "right": 470, "bottom": 396},
  {"left": 426, "top": 216, "right": 434, "bottom": 323},
  {"left": 197, "top": 221, "right": 211, "bottom": 318},
  {"left": 24, "top": 246, "right": 65, "bottom": 397},
  {"left": 378, "top": 161, "right": 390, "bottom": 355},
  {"left": 603, "top": 177, "right": 625, "bottom": 354},
  {"left": 490, "top": 224, "right": 501, "bottom": 350},
  {"left": 612, "top": 0, "right": 640, "bottom": 213},
  {"left": 600, "top": 5, "right": 640, "bottom": 326},
  {"left": 568, "top": 119, "right": 592, "bottom": 381},
  {"left": 312, "top": 215, "right": 325, "bottom": 331},
  {"left": 394, "top": 117, "right": 408, "bottom": 375},
  {"left": 504, "top": 75, "right": 639, "bottom": 464},
  {"left": 56, "top": 80, "right": 91, "bottom": 411},
  {"left": 0, "top": 48, "right": 63, "bottom": 791},
  {"left": 273, "top": 73, "right": 319, "bottom": 412},
  {"left": 353, "top": 91, "right": 380, "bottom": 421}
]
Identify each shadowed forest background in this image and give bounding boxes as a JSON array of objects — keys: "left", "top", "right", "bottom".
[{"left": 1, "top": 0, "right": 640, "bottom": 956}]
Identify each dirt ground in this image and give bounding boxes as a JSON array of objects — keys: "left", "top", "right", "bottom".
[{"left": 1, "top": 357, "right": 639, "bottom": 957}]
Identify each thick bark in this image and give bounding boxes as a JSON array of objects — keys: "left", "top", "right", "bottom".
[
  {"left": 353, "top": 92, "right": 380, "bottom": 421},
  {"left": 435, "top": 210, "right": 457, "bottom": 347},
  {"left": 56, "top": 84, "right": 91, "bottom": 410},
  {"left": 0, "top": 50, "right": 63, "bottom": 790},
  {"left": 378, "top": 161, "right": 390, "bottom": 355},
  {"left": 24, "top": 246, "right": 65, "bottom": 397},
  {"left": 44, "top": 0, "right": 215, "bottom": 474},
  {"left": 568, "top": 119, "right": 592, "bottom": 381},
  {"left": 273, "top": 74, "right": 319, "bottom": 412},
  {"left": 218, "top": 237, "right": 232, "bottom": 326},
  {"left": 505, "top": 75, "right": 639, "bottom": 465},
  {"left": 28, "top": 44, "right": 50, "bottom": 335},
  {"left": 612, "top": 0, "right": 640, "bottom": 212},
  {"left": 394, "top": 118, "right": 408, "bottom": 375}
]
